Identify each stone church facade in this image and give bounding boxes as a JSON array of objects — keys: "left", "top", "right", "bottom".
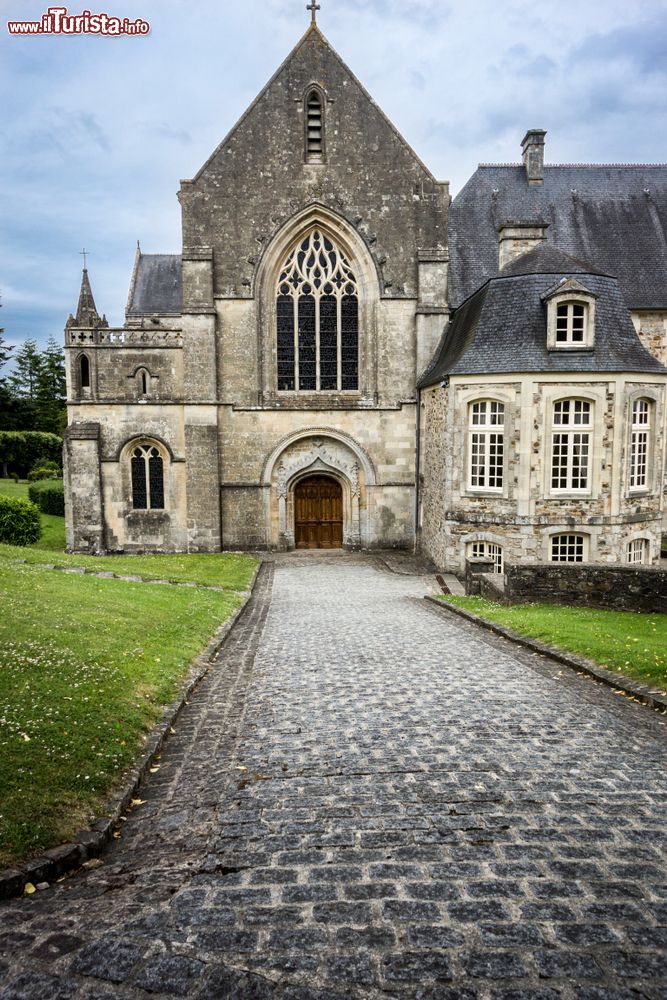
[{"left": 63, "top": 20, "right": 667, "bottom": 570}]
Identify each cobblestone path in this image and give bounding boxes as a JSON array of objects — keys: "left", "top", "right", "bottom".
[{"left": 1, "top": 556, "right": 667, "bottom": 999}]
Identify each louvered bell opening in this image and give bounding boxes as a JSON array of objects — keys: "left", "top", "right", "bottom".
[{"left": 306, "top": 93, "right": 323, "bottom": 157}]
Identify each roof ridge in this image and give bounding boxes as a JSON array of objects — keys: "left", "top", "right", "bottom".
[{"left": 479, "top": 162, "right": 667, "bottom": 169}]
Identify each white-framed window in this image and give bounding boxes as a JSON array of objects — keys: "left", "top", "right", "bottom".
[
  {"left": 627, "top": 538, "right": 649, "bottom": 565},
  {"left": 629, "top": 398, "right": 650, "bottom": 492},
  {"left": 556, "top": 302, "right": 586, "bottom": 344},
  {"left": 544, "top": 283, "right": 596, "bottom": 351},
  {"left": 551, "top": 533, "right": 586, "bottom": 562},
  {"left": 468, "top": 541, "right": 504, "bottom": 574},
  {"left": 551, "top": 399, "right": 591, "bottom": 492},
  {"left": 130, "top": 443, "right": 165, "bottom": 510},
  {"left": 469, "top": 400, "right": 504, "bottom": 491}
]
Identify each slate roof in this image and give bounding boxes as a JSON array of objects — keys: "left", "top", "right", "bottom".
[
  {"left": 419, "top": 252, "right": 666, "bottom": 387},
  {"left": 448, "top": 164, "right": 667, "bottom": 308},
  {"left": 126, "top": 254, "right": 182, "bottom": 316}
]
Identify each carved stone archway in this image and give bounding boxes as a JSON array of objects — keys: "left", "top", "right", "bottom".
[{"left": 263, "top": 430, "right": 373, "bottom": 550}]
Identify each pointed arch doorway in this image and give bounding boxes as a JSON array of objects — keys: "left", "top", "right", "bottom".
[{"left": 294, "top": 475, "right": 343, "bottom": 549}]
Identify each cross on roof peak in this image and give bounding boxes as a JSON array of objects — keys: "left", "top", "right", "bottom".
[
  {"left": 307, "top": 0, "right": 320, "bottom": 25},
  {"left": 79, "top": 247, "right": 89, "bottom": 270}
]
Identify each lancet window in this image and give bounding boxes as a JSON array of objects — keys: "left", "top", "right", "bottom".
[
  {"left": 276, "top": 229, "right": 359, "bottom": 392},
  {"left": 131, "top": 444, "right": 164, "bottom": 510}
]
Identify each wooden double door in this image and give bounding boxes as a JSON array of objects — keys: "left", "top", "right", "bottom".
[{"left": 294, "top": 475, "right": 343, "bottom": 549}]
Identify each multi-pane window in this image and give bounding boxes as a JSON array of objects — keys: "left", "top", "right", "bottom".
[
  {"left": 469, "top": 400, "right": 504, "bottom": 490},
  {"left": 556, "top": 302, "right": 586, "bottom": 344},
  {"left": 469, "top": 541, "right": 504, "bottom": 574},
  {"left": 629, "top": 398, "right": 650, "bottom": 491},
  {"left": 551, "top": 399, "right": 591, "bottom": 491},
  {"left": 551, "top": 533, "right": 586, "bottom": 562},
  {"left": 131, "top": 444, "right": 164, "bottom": 510},
  {"left": 276, "top": 229, "right": 358, "bottom": 392},
  {"left": 627, "top": 538, "right": 649, "bottom": 564}
]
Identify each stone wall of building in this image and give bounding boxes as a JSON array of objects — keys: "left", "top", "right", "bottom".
[
  {"left": 633, "top": 311, "right": 667, "bottom": 368},
  {"left": 419, "top": 373, "right": 666, "bottom": 573},
  {"left": 179, "top": 29, "right": 448, "bottom": 302},
  {"left": 504, "top": 562, "right": 667, "bottom": 613}
]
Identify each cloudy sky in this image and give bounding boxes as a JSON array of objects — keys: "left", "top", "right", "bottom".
[{"left": 1, "top": 0, "right": 667, "bottom": 356}]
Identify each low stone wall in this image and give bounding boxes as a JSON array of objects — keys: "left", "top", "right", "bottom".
[{"left": 505, "top": 563, "right": 667, "bottom": 614}]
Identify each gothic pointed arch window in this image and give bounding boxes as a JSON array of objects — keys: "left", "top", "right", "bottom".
[
  {"left": 276, "top": 229, "right": 359, "bottom": 392},
  {"left": 130, "top": 443, "right": 165, "bottom": 510}
]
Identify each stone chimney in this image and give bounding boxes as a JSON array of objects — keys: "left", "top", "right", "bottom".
[
  {"left": 497, "top": 220, "right": 548, "bottom": 270},
  {"left": 521, "top": 129, "right": 546, "bottom": 185}
]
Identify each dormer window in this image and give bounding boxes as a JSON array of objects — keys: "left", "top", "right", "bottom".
[
  {"left": 556, "top": 302, "right": 585, "bottom": 344},
  {"left": 543, "top": 277, "right": 597, "bottom": 351},
  {"left": 305, "top": 87, "right": 325, "bottom": 163}
]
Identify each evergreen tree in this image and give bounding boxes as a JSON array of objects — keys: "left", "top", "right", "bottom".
[
  {"left": 6, "top": 339, "right": 42, "bottom": 430},
  {"left": 35, "top": 337, "right": 67, "bottom": 434},
  {"left": 0, "top": 299, "right": 13, "bottom": 374}
]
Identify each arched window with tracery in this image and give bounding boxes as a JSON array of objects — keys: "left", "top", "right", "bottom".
[
  {"left": 131, "top": 443, "right": 164, "bottom": 510},
  {"left": 276, "top": 229, "right": 358, "bottom": 393}
]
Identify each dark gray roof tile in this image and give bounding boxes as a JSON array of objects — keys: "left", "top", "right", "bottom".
[
  {"left": 126, "top": 254, "right": 182, "bottom": 316},
  {"left": 449, "top": 165, "right": 667, "bottom": 308},
  {"left": 420, "top": 267, "right": 666, "bottom": 386}
]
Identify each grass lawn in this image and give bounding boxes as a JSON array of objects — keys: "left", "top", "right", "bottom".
[
  {"left": 441, "top": 596, "right": 667, "bottom": 690},
  {"left": 0, "top": 479, "right": 257, "bottom": 588},
  {"left": 0, "top": 478, "right": 259, "bottom": 867},
  {"left": 0, "top": 559, "right": 252, "bottom": 867}
]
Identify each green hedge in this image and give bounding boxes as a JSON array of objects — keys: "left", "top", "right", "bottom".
[
  {"left": 0, "top": 431, "right": 63, "bottom": 478},
  {"left": 28, "top": 479, "right": 65, "bottom": 516},
  {"left": 0, "top": 495, "right": 42, "bottom": 545}
]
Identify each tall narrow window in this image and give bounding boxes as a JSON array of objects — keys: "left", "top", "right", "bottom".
[
  {"left": 276, "top": 229, "right": 358, "bottom": 392},
  {"left": 305, "top": 89, "right": 324, "bottom": 161},
  {"left": 551, "top": 533, "right": 586, "bottom": 562},
  {"left": 551, "top": 399, "right": 591, "bottom": 492},
  {"left": 469, "top": 400, "right": 504, "bottom": 491},
  {"left": 629, "top": 398, "right": 650, "bottom": 491},
  {"left": 79, "top": 354, "right": 90, "bottom": 394},
  {"left": 131, "top": 444, "right": 164, "bottom": 510},
  {"left": 136, "top": 367, "right": 150, "bottom": 397}
]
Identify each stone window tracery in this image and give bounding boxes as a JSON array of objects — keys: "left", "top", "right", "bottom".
[
  {"left": 468, "top": 400, "right": 504, "bottom": 490},
  {"left": 276, "top": 229, "right": 358, "bottom": 392},
  {"left": 131, "top": 444, "right": 164, "bottom": 510}
]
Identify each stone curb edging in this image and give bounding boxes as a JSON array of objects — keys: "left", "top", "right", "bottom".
[
  {"left": 424, "top": 594, "right": 667, "bottom": 715},
  {"left": 0, "top": 560, "right": 264, "bottom": 902}
]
